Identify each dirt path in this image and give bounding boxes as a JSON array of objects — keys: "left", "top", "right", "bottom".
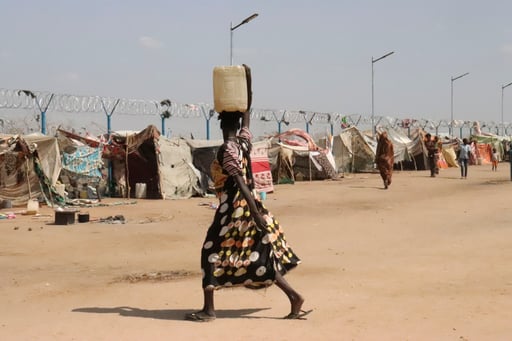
[{"left": 1, "top": 165, "right": 511, "bottom": 340}]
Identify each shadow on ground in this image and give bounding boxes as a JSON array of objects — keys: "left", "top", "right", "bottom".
[{"left": 72, "top": 306, "right": 273, "bottom": 321}]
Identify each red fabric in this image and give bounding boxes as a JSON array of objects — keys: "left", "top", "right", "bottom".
[
  {"left": 250, "top": 142, "right": 274, "bottom": 193},
  {"left": 251, "top": 160, "right": 270, "bottom": 173}
]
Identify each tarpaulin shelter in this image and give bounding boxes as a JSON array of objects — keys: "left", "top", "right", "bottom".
[
  {"left": 158, "top": 137, "right": 202, "bottom": 199},
  {"left": 0, "top": 133, "right": 62, "bottom": 206},
  {"left": 379, "top": 127, "right": 430, "bottom": 171},
  {"left": 105, "top": 125, "right": 203, "bottom": 199},
  {"left": 185, "top": 138, "right": 223, "bottom": 194},
  {"left": 100, "top": 125, "right": 163, "bottom": 198},
  {"left": 269, "top": 129, "right": 337, "bottom": 181},
  {"left": 471, "top": 134, "right": 509, "bottom": 162},
  {"left": 330, "top": 126, "right": 375, "bottom": 173},
  {"left": 56, "top": 132, "right": 104, "bottom": 199}
]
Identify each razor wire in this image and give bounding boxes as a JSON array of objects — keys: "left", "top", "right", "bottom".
[
  {"left": 0, "top": 87, "right": 506, "bottom": 133},
  {"left": 0, "top": 88, "right": 206, "bottom": 118}
]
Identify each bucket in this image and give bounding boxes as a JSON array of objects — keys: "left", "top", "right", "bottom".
[
  {"left": 135, "top": 183, "right": 147, "bottom": 199},
  {"left": 213, "top": 65, "right": 249, "bottom": 113},
  {"left": 55, "top": 210, "right": 76, "bottom": 225},
  {"left": 78, "top": 212, "right": 90, "bottom": 223},
  {"left": 26, "top": 199, "right": 39, "bottom": 215}
]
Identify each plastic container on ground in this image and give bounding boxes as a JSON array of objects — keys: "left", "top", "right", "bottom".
[
  {"left": 213, "top": 65, "right": 248, "bottom": 113},
  {"left": 26, "top": 199, "right": 39, "bottom": 215},
  {"left": 135, "top": 183, "right": 147, "bottom": 199}
]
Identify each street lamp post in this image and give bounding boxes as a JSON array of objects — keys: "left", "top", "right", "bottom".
[
  {"left": 371, "top": 51, "right": 394, "bottom": 137},
  {"left": 450, "top": 72, "right": 469, "bottom": 136},
  {"left": 501, "top": 82, "right": 512, "bottom": 136},
  {"left": 230, "top": 13, "right": 259, "bottom": 66}
]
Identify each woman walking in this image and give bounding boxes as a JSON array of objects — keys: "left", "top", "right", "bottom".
[
  {"left": 185, "top": 110, "right": 310, "bottom": 322},
  {"left": 375, "top": 131, "right": 394, "bottom": 189}
]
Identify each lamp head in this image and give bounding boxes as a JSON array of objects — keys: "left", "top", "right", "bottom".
[{"left": 242, "top": 13, "right": 259, "bottom": 24}]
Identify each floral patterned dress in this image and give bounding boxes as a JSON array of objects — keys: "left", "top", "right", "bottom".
[{"left": 201, "top": 127, "right": 300, "bottom": 290}]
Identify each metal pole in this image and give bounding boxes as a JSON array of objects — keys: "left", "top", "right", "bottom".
[
  {"left": 502, "top": 86, "right": 505, "bottom": 136},
  {"left": 502, "top": 82, "right": 512, "bottom": 136},
  {"left": 450, "top": 79, "right": 454, "bottom": 136},
  {"left": 230, "top": 22, "right": 233, "bottom": 65},
  {"left": 34, "top": 93, "right": 54, "bottom": 135},
  {"left": 229, "top": 13, "right": 258, "bottom": 66},
  {"left": 101, "top": 98, "right": 120, "bottom": 197},
  {"left": 41, "top": 110, "right": 47, "bottom": 135},
  {"left": 206, "top": 118, "right": 210, "bottom": 140},
  {"left": 371, "top": 51, "right": 394, "bottom": 137},
  {"left": 371, "top": 57, "right": 374, "bottom": 137},
  {"left": 450, "top": 72, "right": 469, "bottom": 137}
]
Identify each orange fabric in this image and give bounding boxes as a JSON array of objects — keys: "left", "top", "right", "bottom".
[{"left": 475, "top": 144, "right": 492, "bottom": 164}]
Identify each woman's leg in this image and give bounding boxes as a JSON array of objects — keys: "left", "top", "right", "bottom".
[
  {"left": 274, "top": 271, "right": 304, "bottom": 315},
  {"left": 202, "top": 287, "right": 215, "bottom": 316},
  {"left": 185, "top": 287, "right": 216, "bottom": 321}
]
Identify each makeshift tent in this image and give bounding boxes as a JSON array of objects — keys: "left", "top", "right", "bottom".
[
  {"left": 104, "top": 125, "right": 204, "bottom": 199},
  {"left": 57, "top": 134, "right": 104, "bottom": 199},
  {"left": 268, "top": 143, "right": 295, "bottom": 184},
  {"left": 471, "top": 134, "right": 509, "bottom": 162},
  {"left": 58, "top": 126, "right": 203, "bottom": 199},
  {"left": 378, "top": 127, "right": 427, "bottom": 170},
  {"left": 186, "top": 139, "right": 223, "bottom": 194},
  {"left": 270, "top": 129, "right": 337, "bottom": 181},
  {"left": 158, "top": 137, "right": 202, "bottom": 199},
  {"left": 0, "top": 133, "right": 63, "bottom": 207},
  {"left": 330, "top": 126, "right": 375, "bottom": 173},
  {"left": 107, "top": 125, "right": 164, "bottom": 199}
]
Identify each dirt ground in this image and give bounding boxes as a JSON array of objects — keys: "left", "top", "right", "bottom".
[{"left": 1, "top": 164, "right": 512, "bottom": 341}]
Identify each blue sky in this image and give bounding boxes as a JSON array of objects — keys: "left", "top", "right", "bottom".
[{"left": 1, "top": 0, "right": 512, "bottom": 137}]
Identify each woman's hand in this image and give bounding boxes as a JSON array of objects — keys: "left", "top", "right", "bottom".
[{"left": 252, "top": 212, "right": 268, "bottom": 230}]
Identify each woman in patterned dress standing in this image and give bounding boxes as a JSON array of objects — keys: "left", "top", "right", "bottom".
[{"left": 185, "top": 110, "right": 310, "bottom": 322}]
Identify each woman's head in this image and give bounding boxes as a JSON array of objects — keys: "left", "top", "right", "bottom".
[{"left": 219, "top": 111, "right": 242, "bottom": 132}]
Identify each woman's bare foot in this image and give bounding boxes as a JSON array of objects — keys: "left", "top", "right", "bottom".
[{"left": 185, "top": 310, "right": 216, "bottom": 322}]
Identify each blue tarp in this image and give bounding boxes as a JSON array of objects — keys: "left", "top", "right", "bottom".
[{"left": 62, "top": 145, "right": 103, "bottom": 178}]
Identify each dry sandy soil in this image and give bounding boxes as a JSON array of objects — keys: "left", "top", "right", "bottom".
[{"left": 1, "top": 164, "right": 512, "bottom": 341}]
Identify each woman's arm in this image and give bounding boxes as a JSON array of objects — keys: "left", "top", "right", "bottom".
[
  {"left": 241, "top": 110, "right": 250, "bottom": 130},
  {"left": 233, "top": 173, "right": 267, "bottom": 229}
]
